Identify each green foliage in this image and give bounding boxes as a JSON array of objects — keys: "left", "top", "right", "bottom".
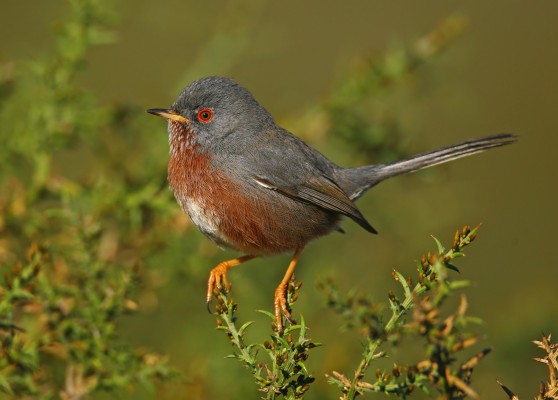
[
  {"left": 322, "top": 225, "right": 486, "bottom": 399},
  {"left": 0, "top": 0, "right": 114, "bottom": 173},
  {"left": 0, "top": 1, "right": 546, "bottom": 399},
  {"left": 0, "top": 0, "right": 177, "bottom": 398},
  {"left": 0, "top": 243, "right": 174, "bottom": 398},
  {"left": 214, "top": 279, "right": 318, "bottom": 399},
  {"left": 214, "top": 226, "right": 492, "bottom": 399}
]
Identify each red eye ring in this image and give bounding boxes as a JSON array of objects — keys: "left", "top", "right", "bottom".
[{"left": 197, "top": 108, "right": 214, "bottom": 123}]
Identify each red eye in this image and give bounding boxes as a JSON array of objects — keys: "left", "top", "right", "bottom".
[{"left": 197, "top": 108, "right": 214, "bottom": 123}]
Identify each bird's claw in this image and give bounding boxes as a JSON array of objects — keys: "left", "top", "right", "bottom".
[
  {"left": 205, "top": 255, "right": 256, "bottom": 314},
  {"left": 274, "top": 283, "right": 296, "bottom": 334},
  {"left": 206, "top": 263, "right": 231, "bottom": 313}
]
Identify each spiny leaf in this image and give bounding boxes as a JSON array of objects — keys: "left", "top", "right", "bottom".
[
  {"left": 393, "top": 269, "right": 411, "bottom": 297},
  {"left": 256, "top": 310, "right": 275, "bottom": 321},
  {"left": 431, "top": 235, "right": 445, "bottom": 254},
  {"left": 238, "top": 321, "right": 254, "bottom": 336}
]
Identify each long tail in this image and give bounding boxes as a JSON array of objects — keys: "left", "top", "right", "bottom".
[{"left": 337, "top": 133, "right": 517, "bottom": 200}]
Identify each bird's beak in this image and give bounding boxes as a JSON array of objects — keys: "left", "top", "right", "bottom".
[{"left": 146, "top": 108, "right": 191, "bottom": 123}]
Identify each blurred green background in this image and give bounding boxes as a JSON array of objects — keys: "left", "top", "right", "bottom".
[{"left": 1, "top": 0, "right": 557, "bottom": 399}]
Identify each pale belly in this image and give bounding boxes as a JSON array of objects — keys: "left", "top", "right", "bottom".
[{"left": 179, "top": 197, "right": 233, "bottom": 249}]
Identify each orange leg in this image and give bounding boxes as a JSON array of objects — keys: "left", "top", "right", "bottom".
[
  {"left": 274, "top": 247, "right": 304, "bottom": 333},
  {"left": 207, "top": 255, "right": 256, "bottom": 305}
]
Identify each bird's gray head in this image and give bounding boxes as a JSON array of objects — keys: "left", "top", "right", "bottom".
[{"left": 148, "top": 77, "right": 274, "bottom": 153}]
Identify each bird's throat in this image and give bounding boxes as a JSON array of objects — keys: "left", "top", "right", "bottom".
[{"left": 168, "top": 120, "right": 198, "bottom": 156}]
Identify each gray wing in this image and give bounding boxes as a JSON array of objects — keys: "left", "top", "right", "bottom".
[
  {"left": 253, "top": 174, "right": 377, "bottom": 234},
  {"left": 233, "top": 127, "right": 377, "bottom": 234}
]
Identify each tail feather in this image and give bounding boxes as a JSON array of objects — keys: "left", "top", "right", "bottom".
[{"left": 337, "top": 133, "right": 517, "bottom": 200}]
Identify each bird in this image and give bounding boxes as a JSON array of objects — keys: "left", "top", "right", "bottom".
[{"left": 147, "top": 76, "right": 516, "bottom": 332}]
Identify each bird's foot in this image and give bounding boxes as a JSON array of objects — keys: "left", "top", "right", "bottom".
[
  {"left": 274, "top": 281, "right": 297, "bottom": 334},
  {"left": 206, "top": 255, "right": 256, "bottom": 313},
  {"left": 206, "top": 262, "right": 232, "bottom": 310}
]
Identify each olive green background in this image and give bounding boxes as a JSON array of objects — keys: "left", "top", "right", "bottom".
[{"left": 1, "top": 1, "right": 557, "bottom": 398}]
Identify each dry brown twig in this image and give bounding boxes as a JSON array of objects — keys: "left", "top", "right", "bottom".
[{"left": 498, "top": 334, "right": 558, "bottom": 400}]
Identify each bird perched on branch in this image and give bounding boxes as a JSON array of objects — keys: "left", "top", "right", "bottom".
[{"left": 148, "top": 76, "right": 516, "bottom": 332}]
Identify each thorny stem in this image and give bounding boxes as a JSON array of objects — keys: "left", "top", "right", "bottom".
[
  {"left": 214, "top": 279, "right": 316, "bottom": 399},
  {"left": 343, "top": 225, "right": 479, "bottom": 399},
  {"left": 345, "top": 283, "right": 428, "bottom": 399},
  {"left": 216, "top": 291, "right": 258, "bottom": 368},
  {"left": 498, "top": 334, "right": 558, "bottom": 400}
]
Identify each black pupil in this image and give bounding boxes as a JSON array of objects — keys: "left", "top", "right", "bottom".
[{"left": 201, "top": 111, "right": 209, "bottom": 119}]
